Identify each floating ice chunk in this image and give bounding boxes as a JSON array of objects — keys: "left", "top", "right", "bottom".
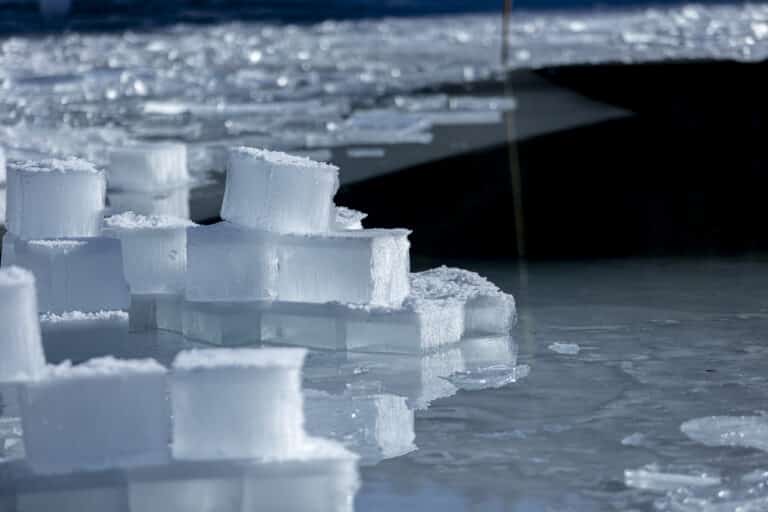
[
  {"left": 39, "top": 310, "right": 129, "bottom": 356},
  {"left": 181, "top": 300, "right": 262, "bottom": 346},
  {"left": 277, "top": 228, "right": 411, "bottom": 307},
  {"left": 621, "top": 433, "right": 648, "bottom": 447},
  {"left": 104, "top": 212, "right": 196, "bottom": 295},
  {"left": 333, "top": 206, "right": 367, "bottom": 231},
  {"left": 0, "top": 267, "right": 46, "bottom": 383},
  {"left": 20, "top": 357, "right": 171, "bottom": 474},
  {"left": 624, "top": 465, "right": 721, "bottom": 491},
  {"left": 14, "top": 237, "right": 130, "bottom": 314},
  {"left": 681, "top": 416, "right": 768, "bottom": 452},
  {"left": 185, "top": 223, "right": 278, "bottom": 302},
  {"left": 410, "top": 267, "right": 516, "bottom": 335},
  {"left": 304, "top": 390, "right": 415, "bottom": 464},
  {"left": 448, "top": 96, "right": 517, "bottom": 111},
  {"left": 447, "top": 336, "right": 526, "bottom": 390},
  {"left": 107, "top": 186, "right": 190, "bottom": 218},
  {"left": 6, "top": 158, "right": 105, "bottom": 240},
  {"left": 548, "top": 342, "right": 581, "bottom": 355},
  {"left": 108, "top": 142, "right": 188, "bottom": 192},
  {"left": 221, "top": 148, "right": 338, "bottom": 234},
  {"left": 170, "top": 348, "right": 307, "bottom": 461}
]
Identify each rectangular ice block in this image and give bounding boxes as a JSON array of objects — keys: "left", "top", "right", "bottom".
[
  {"left": 0, "top": 267, "right": 46, "bottom": 383},
  {"left": 262, "top": 302, "right": 343, "bottom": 350},
  {"left": 108, "top": 142, "right": 188, "bottom": 192},
  {"left": 20, "top": 357, "right": 171, "bottom": 474},
  {"left": 181, "top": 300, "right": 262, "bottom": 346},
  {"left": 14, "top": 237, "right": 130, "bottom": 314},
  {"left": 104, "top": 212, "right": 196, "bottom": 294},
  {"left": 220, "top": 148, "right": 338, "bottom": 234},
  {"left": 332, "top": 206, "right": 366, "bottom": 231},
  {"left": 39, "top": 311, "right": 129, "bottom": 359},
  {"left": 185, "top": 223, "right": 278, "bottom": 302},
  {"left": 6, "top": 158, "right": 106, "bottom": 240},
  {"left": 170, "top": 348, "right": 307, "bottom": 461}
]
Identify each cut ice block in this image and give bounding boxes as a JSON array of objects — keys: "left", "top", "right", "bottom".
[
  {"left": 170, "top": 348, "right": 307, "bottom": 461},
  {"left": 333, "top": 206, "right": 366, "bottom": 230},
  {"left": 262, "top": 302, "right": 342, "bottom": 350},
  {"left": 107, "top": 186, "right": 190, "bottom": 218},
  {"left": 14, "top": 237, "right": 130, "bottom": 314},
  {"left": 411, "top": 266, "right": 517, "bottom": 334},
  {"left": 6, "top": 158, "right": 105, "bottom": 240},
  {"left": 39, "top": 311, "right": 129, "bottom": 359},
  {"left": 304, "top": 390, "right": 415, "bottom": 464},
  {"left": 0, "top": 267, "right": 46, "bottom": 383},
  {"left": 277, "top": 229, "right": 411, "bottom": 307},
  {"left": 104, "top": 212, "right": 195, "bottom": 294},
  {"left": 186, "top": 223, "right": 278, "bottom": 302},
  {"left": 20, "top": 357, "right": 171, "bottom": 474},
  {"left": 181, "top": 300, "right": 262, "bottom": 346},
  {"left": 220, "top": 148, "right": 338, "bottom": 234},
  {"left": 108, "top": 142, "right": 188, "bottom": 192},
  {"left": 129, "top": 294, "right": 183, "bottom": 333}
]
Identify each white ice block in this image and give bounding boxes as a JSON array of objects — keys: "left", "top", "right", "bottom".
[
  {"left": 277, "top": 229, "right": 411, "bottom": 307},
  {"left": 181, "top": 300, "right": 262, "bottom": 346},
  {"left": 20, "top": 357, "right": 171, "bottom": 474},
  {"left": 304, "top": 390, "right": 415, "bottom": 464},
  {"left": 333, "top": 206, "right": 367, "bottom": 230},
  {"left": 108, "top": 142, "right": 188, "bottom": 192},
  {"left": 170, "top": 348, "right": 307, "bottom": 461},
  {"left": 107, "top": 186, "right": 190, "bottom": 218},
  {"left": 104, "top": 212, "right": 195, "bottom": 294},
  {"left": 0, "top": 267, "right": 46, "bottom": 383},
  {"left": 221, "top": 148, "right": 338, "bottom": 234},
  {"left": 6, "top": 158, "right": 106, "bottom": 240},
  {"left": 14, "top": 237, "right": 130, "bottom": 314},
  {"left": 39, "top": 310, "right": 129, "bottom": 357}
]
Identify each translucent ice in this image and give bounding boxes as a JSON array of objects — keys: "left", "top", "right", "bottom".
[
  {"left": 681, "top": 416, "right": 768, "bottom": 452},
  {"left": 107, "top": 186, "right": 190, "bottom": 218},
  {"left": 129, "top": 294, "right": 183, "bottom": 333},
  {"left": 108, "top": 142, "right": 188, "bottom": 192},
  {"left": 221, "top": 148, "right": 338, "bottom": 234},
  {"left": 14, "top": 238, "right": 130, "bottom": 314},
  {"left": 0, "top": 267, "right": 46, "bottom": 383},
  {"left": 170, "top": 348, "right": 307, "bottom": 461},
  {"left": 39, "top": 310, "right": 129, "bottom": 354},
  {"left": 20, "top": 357, "right": 171, "bottom": 474},
  {"left": 181, "top": 300, "right": 262, "bottom": 346},
  {"left": 6, "top": 158, "right": 106, "bottom": 240},
  {"left": 333, "top": 206, "right": 367, "bottom": 231},
  {"left": 624, "top": 465, "right": 721, "bottom": 491},
  {"left": 104, "top": 212, "right": 196, "bottom": 295}
]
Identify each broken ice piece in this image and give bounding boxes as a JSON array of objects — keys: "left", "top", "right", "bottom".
[
  {"left": 221, "top": 148, "right": 338, "bottom": 234},
  {"left": 333, "top": 206, "right": 367, "bottom": 231},
  {"left": 108, "top": 142, "right": 188, "bottom": 192},
  {"left": 14, "top": 237, "right": 130, "bottom": 314},
  {"left": 6, "top": 158, "right": 106, "bottom": 240},
  {"left": 170, "top": 348, "right": 307, "bottom": 461},
  {"left": 548, "top": 342, "right": 581, "bottom": 355},
  {"left": 39, "top": 311, "right": 129, "bottom": 359},
  {"left": 0, "top": 266, "right": 46, "bottom": 383},
  {"left": 104, "top": 212, "right": 196, "bottom": 295},
  {"left": 181, "top": 300, "right": 262, "bottom": 346},
  {"left": 20, "top": 357, "right": 171, "bottom": 474},
  {"left": 304, "top": 390, "right": 415, "bottom": 465}
]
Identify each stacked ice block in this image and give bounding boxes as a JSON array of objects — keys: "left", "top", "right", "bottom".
[{"left": 2, "top": 158, "right": 130, "bottom": 345}]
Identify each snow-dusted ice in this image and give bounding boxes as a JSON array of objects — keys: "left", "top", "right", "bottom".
[
  {"left": 624, "top": 465, "right": 722, "bottom": 491},
  {"left": 108, "top": 142, "right": 188, "bottom": 192},
  {"left": 6, "top": 158, "right": 105, "bottom": 241},
  {"left": 0, "top": 267, "right": 46, "bottom": 383},
  {"left": 170, "top": 348, "right": 307, "bottom": 461},
  {"left": 103, "top": 212, "right": 196, "bottom": 295},
  {"left": 333, "top": 206, "right": 367, "bottom": 231},
  {"left": 221, "top": 148, "right": 339, "bottom": 234},
  {"left": 13, "top": 237, "right": 130, "bottom": 314},
  {"left": 20, "top": 357, "right": 171, "bottom": 474},
  {"left": 39, "top": 310, "right": 129, "bottom": 348}
]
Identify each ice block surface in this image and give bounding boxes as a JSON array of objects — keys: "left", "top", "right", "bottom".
[
  {"left": 221, "top": 147, "right": 338, "bottom": 234},
  {"left": 0, "top": 266, "right": 46, "bottom": 383},
  {"left": 6, "top": 158, "right": 105, "bottom": 240},
  {"left": 108, "top": 142, "right": 188, "bottom": 192}
]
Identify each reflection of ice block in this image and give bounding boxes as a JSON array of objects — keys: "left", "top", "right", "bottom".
[
  {"left": 0, "top": 267, "right": 46, "bottom": 383},
  {"left": 20, "top": 357, "right": 171, "bottom": 474},
  {"left": 262, "top": 302, "right": 342, "bottom": 350},
  {"left": 411, "top": 267, "right": 516, "bottom": 335},
  {"left": 39, "top": 311, "right": 129, "bottom": 357},
  {"left": 186, "top": 223, "right": 278, "bottom": 302},
  {"left": 6, "top": 158, "right": 105, "bottom": 240},
  {"left": 181, "top": 300, "right": 262, "bottom": 346},
  {"left": 333, "top": 206, "right": 366, "bottom": 230},
  {"left": 221, "top": 148, "right": 338, "bottom": 234},
  {"left": 108, "top": 142, "right": 188, "bottom": 192},
  {"left": 107, "top": 186, "right": 190, "bottom": 218},
  {"left": 104, "top": 212, "right": 195, "bottom": 294},
  {"left": 14, "top": 238, "right": 130, "bottom": 314},
  {"left": 278, "top": 229, "right": 410, "bottom": 307},
  {"left": 171, "top": 348, "right": 307, "bottom": 461},
  {"left": 304, "top": 390, "right": 415, "bottom": 464},
  {"left": 1, "top": 232, "right": 17, "bottom": 267},
  {"left": 459, "top": 335, "right": 518, "bottom": 367},
  {"left": 129, "top": 294, "right": 183, "bottom": 333}
]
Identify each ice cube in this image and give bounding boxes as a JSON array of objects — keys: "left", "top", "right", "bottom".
[
  {"left": 108, "top": 142, "right": 188, "bottom": 192},
  {"left": 39, "top": 311, "right": 129, "bottom": 357},
  {"left": 277, "top": 229, "right": 410, "bottom": 307},
  {"left": 107, "top": 186, "right": 190, "bottom": 218},
  {"left": 103, "top": 212, "right": 196, "bottom": 295},
  {"left": 333, "top": 206, "right": 367, "bottom": 231},
  {"left": 0, "top": 267, "right": 46, "bottom": 383},
  {"left": 185, "top": 223, "right": 278, "bottom": 302},
  {"left": 220, "top": 148, "right": 338, "bottom": 234},
  {"left": 6, "top": 158, "right": 106, "bottom": 240},
  {"left": 170, "top": 348, "right": 307, "bottom": 461},
  {"left": 14, "top": 238, "right": 130, "bottom": 314},
  {"left": 181, "top": 300, "right": 263, "bottom": 346},
  {"left": 20, "top": 357, "right": 171, "bottom": 474},
  {"left": 304, "top": 390, "right": 415, "bottom": 464}
]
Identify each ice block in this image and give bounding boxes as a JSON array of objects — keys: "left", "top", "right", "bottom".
[
  {"left": 333, "top": 206, "right": 367, "bottom": 230},
  {"left": 108, "top": 142, "right": 188, "bottom": 192},
  {"left": 0, "top": 267, "right": 46, "bottom": 383}
]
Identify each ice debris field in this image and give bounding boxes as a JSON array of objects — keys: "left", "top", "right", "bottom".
[{"left": 0, "top": 146, "right": 522, "bottom": 509}]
